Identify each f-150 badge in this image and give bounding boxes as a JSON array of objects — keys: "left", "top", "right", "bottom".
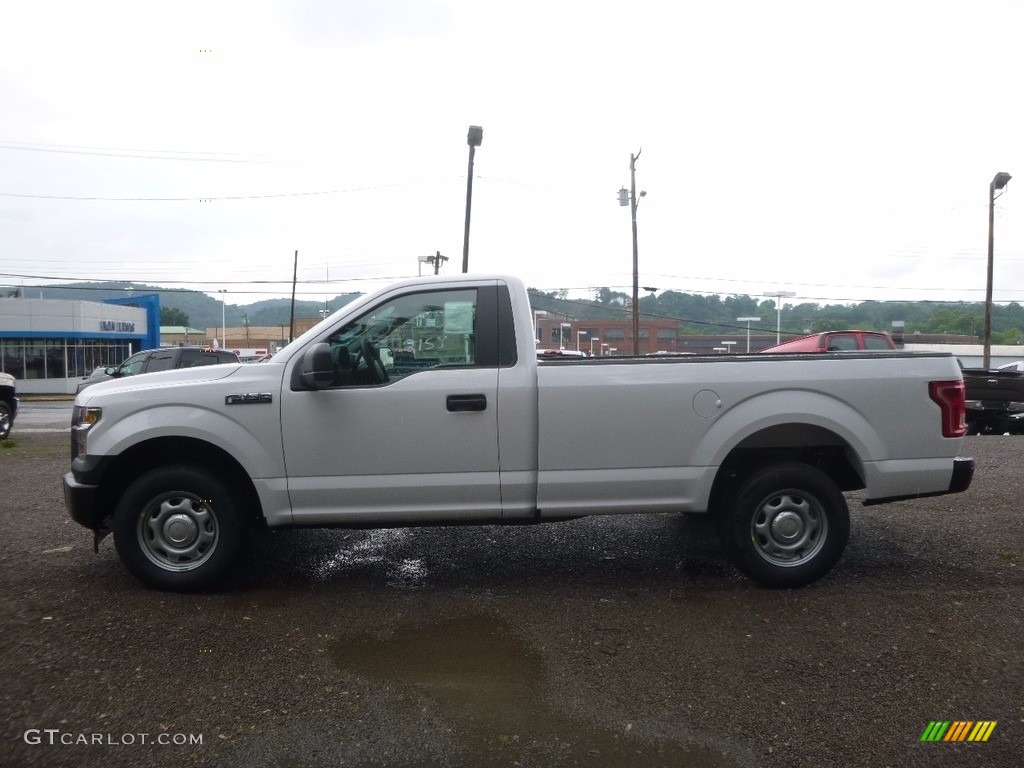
[{"left": 225, "top": 393, "right": 273, "bottom": 405}]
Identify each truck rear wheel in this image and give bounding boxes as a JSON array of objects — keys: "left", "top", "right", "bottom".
[
  {"left": 717, "top": 463, "right": 849, "bottom": 588},
  {"left": 113, "top": 466, "right": 244, "bottom": 591}
]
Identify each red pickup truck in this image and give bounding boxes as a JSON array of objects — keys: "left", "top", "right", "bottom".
[{"left": 761, "top": 330, "right": 896, "bottom": 353}]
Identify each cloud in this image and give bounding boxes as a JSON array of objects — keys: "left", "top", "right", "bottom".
[{"left": 279, "top": 0, "right": 455, "bottom": 48}]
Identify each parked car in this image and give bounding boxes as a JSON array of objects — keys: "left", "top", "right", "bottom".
[
  {"left": 997, "top": 360, "right": 1024, "bottom": 373},
  {"left": 760, "top": 330, "right": 896, "bottom": 353},
  {"left": 537, "top": 349, "right": 588, "bottom": 358},
  {"left": 0, "top": 371, "right": 17, "bottom": 439},
  {"left": 76, "top": 347, "right": 239, "bottom": 393},
  {"left": 961, "top": 364, "right": 1024, "bottom": 435}
]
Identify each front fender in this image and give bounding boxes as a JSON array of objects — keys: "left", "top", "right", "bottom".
[{"left": 91, "top": 403, "right": 285, "bottom": 481}]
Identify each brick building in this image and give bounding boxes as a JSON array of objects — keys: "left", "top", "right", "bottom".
[{"left": 535, "top": 313, "right": 679, "bottom": 356}]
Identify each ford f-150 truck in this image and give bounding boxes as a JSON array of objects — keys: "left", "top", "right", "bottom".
[
  {"left": 961, "top": 364, "right": 1024, "bottom": 435},
  {"left": 63, "top": 274, "right": 973, "bottom": 591}
]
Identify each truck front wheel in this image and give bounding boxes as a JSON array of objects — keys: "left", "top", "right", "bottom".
[
  {"left": 717, "top": 463, "right": 849, "bottom": 588},
  {"left": 113, "top": 466, "right": 244, "bottom": 591}
]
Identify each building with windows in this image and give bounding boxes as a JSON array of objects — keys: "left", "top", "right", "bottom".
[{"left": 0, "top": 295, "right": 158, "bottom": 394}]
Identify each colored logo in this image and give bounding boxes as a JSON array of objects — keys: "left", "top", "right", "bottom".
[{"left": 920, "top": 721, "right": 997, "bottom": 742}]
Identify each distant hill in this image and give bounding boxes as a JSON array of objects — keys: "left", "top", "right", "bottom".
[
  {"left": 5, "top": 281, "right": 1023, "bottom": 343},
  {"left": 3, "top": 282, "right": 362, "bottom": 329}
]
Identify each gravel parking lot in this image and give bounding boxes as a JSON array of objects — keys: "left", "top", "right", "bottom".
[{"left": 1, "top": 431, "right": 1021, "bottom": 767}]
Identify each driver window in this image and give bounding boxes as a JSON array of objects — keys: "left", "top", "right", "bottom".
[
  {"left": 118, "top": 352, "right": 149, "bottom": 376},
  {"left": 325, "top": 288, "right": 478, "bottom": 387}
]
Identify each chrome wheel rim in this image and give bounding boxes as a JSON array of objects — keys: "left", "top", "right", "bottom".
[
  {"left": 137, "top": 492, "right": 218, "bottom": 572},
  {"left": 750, "top": 491, "right": 827, "bottom": 567}
]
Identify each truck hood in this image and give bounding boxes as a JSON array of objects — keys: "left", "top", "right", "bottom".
[
  {"left": 0, "top": 372, "right": 13, "bottom": 387},
  {"left": 76, "top": 363, "right": 246, "bottom": 404}
]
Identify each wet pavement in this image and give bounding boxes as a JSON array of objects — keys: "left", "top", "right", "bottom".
[
  {"left": 9, "top": 401, "right": 73, "bottom": 433},
  {"left": 1, "top": 431, "right": 1022, "bottom": 767}
]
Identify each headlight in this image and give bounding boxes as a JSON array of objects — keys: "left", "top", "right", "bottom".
[{"left": 71, "top": 406, "right": 101, "bottom": 459}]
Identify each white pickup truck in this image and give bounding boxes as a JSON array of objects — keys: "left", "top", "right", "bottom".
[{"left": 64, "top": 274, "right": 973, "bottom": 591}]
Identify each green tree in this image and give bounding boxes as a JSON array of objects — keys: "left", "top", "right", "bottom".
[
  {"left": 924, "top": 308, "right": 982, "bottom": 337},
  {"left": 160, "top": 306, "right": 190, "bottom": 327},
  {"left": 593, "top": 287, "right": 629, "bottom": 306}
]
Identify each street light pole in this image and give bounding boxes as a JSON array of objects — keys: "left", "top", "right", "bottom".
[
  {"left": 217, "top": 289, "right": 227, "bottom": 349},
  {"left": 590, "top": 337, "right": 598, "bottom": 356},
  {"left": 560, "top": 322, "right": 571, "bottom": 350},
  {"left": 577, "top": 330, "right": 587, "bottom": 352},
  {"left": 763, "top": 291, "right": 796, "bottom": 344},
  {"left": 462, "top": 125, "right": 483, "bottom": 274},
  {"left": 737, "top": 316, "right": 761, "bottom": 353},
  {"left": 984, "top": 171, "right": 1012, "bottom": 368},
  {"left": 532, "top": 309, "right": 547, "bottom": 346}
]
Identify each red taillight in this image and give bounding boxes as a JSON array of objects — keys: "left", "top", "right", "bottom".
[{"left": 929, "top": 380, "right": 966, "bottom": 438}]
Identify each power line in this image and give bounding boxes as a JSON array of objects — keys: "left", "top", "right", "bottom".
[
  {"left": 0, "top": 180, "right": 431, "bottom": 202},
  {"left": 0, "top": 142, "right": 265, "bottom": 164},
  {"left": 0, "top": 271, "right": 409, "bottom": 287}
]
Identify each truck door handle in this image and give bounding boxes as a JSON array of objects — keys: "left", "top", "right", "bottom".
[{"left": 446, "top": 394, "right": 487, "bottom": 412}]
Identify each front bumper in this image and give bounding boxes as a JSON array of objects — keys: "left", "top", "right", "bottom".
[{"left": 63, "top": 471, "right": 104, "bottom": 530}]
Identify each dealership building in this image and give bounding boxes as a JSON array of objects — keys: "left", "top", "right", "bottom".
[{"left": 0, "top": 295, "right": 159, "bottom": 394}]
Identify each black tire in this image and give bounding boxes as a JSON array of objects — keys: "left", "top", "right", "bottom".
[
  {"left": 717, "top": 462, "right": 849, "bottom": 588},
  {"left": 112, "top": 466, "right": 245, "bottom": 591},
  {"left": 0, "top": 401, "right": 11, "bottom": 440}
]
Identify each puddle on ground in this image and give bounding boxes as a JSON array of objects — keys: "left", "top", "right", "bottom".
[{"left": 331, "top": 614, "right": 741, "bottom": 767}]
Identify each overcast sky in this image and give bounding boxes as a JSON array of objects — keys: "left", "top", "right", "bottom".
[{"left": 1, "top": 0, "right": 1022, "bottom": 308}]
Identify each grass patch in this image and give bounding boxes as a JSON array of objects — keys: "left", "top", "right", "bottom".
[{"left": 0, "top": 436, "right": 65, "bottom": 458}]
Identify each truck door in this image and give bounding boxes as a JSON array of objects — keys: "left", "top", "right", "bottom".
[{"left": 281, "top": 284, "right": 505, "bottom": 524}]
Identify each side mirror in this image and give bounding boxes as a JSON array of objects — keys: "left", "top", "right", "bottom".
[
  {"left": 105, "top": 367, "right": 117, "bottom": 376},
  {"left": 300, "top": 343, "right": 335, "bottom": 389}
]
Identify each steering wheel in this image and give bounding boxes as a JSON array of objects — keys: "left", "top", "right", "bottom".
[{"left": 360, "top": 339, "right": 389, "bottom": 384}]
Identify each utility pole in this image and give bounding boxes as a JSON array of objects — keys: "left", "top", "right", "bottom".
[
  {"left": 289, "top": 250, "right": 298, "bottom": 343},
  {"left": 618, "top": 150, "right": 645, "bottom": 355},
  {"left": 430, "top": 251, "right": 448, "bottom": 275}
]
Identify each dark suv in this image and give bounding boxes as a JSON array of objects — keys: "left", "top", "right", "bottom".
[
  {"left": 0, "top": 371, "right": 16, "bottom": 439},
  {"left": 76, "top": 347, "right": 239, "bottom": 394}
]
